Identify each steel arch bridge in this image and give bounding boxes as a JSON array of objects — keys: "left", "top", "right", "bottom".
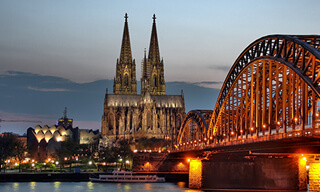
[{"left": 176, "top": 34, "right": 320, "bottom": 151}]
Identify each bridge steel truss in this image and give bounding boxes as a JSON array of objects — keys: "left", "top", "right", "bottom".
[
  {"left": 176, "top": 110, "right": 212, "bottom": 148},
  {"left": 176, "top": 35, "right": 320, "bottom": 150}
]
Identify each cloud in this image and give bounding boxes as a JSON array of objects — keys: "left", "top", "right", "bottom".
[
  {"left": 207, "top": 65, "right": 231, "bottom": 72},
  {"left": 193, "top": 81, "right": 223, "bottom": 89},
  {"left": 27, "top": 86, "right": 72, "bottom": 92}
]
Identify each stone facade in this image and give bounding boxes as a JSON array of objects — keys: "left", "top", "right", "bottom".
[{"left": 101, "top": 14, "right": 185, "bottom": 141}]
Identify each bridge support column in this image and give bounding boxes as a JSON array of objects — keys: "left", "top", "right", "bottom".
[
  {"left": 309, "top": 160, "right": 320, "bottom": 192},
  {"left": 189, "top": 159, "right": 202, "bottom": 189},
  {"left": 298, "top": 157, "right": 307, "bottom": 190}
]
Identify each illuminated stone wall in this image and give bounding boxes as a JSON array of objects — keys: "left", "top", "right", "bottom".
[
  {"left": 309, "top": 162, "right": 320, "bottom": 192},
  {"left": 189, "top": 159, "right": 202, "bottom": 189},
  {"left": 298, "top": 157, "right": 307, "bottom": 190}
]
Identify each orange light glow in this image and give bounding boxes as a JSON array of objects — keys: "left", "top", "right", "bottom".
[
  {"left": 294, "top": 117, "right": 298, "bottom": 122},
  {"left": 277, "top": 121, "right": 281, "bottom": 125},
  {"left": 250, "top": 127, "right": 254, "bottom": 131},
  {"left": 189, "top": 159, "right": 202, "bottom": 189},
  {"left": 210, "top": 136, "right": 213, "bottom": 140},
  {"left": 262, "top": 124, "right": 266, "bottom": 128},
  {"left": 240, "top": 129, "right": 243, "bottom": 133},
  {"left": 231, "top": 131, "right": 234, "bottom": 135},
  {"left": 187, "top": 158, "right": 191, "bottom": 162}
]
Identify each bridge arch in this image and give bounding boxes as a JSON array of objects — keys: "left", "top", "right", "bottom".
[
  {"left": 209, "top": 35, "right": 320, "bottom": 140},
  {"left": 177, "top": 35, "right": 320, "bottom": 148},
  {"left": 176, "top": 110, "right": 212, "bottom": 147}
]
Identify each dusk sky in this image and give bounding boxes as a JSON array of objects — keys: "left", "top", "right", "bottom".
[
  {"left": 1, "top": 0, "right": 320, "bottom": 134},
  {"left": 2, "top": 0, "right": 320, "bottom": 85}
]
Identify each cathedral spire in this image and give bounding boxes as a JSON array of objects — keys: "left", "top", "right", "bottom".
[
  {"left": 120, "top": 13, "right": 132, "bottom": 64},
  {"left": 113, "top": 13, "right": 137, "bottom": 95},
  {"left": 148, "top": 14, "right": 160, "bottom": 63}
]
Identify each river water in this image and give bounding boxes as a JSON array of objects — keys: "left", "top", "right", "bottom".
[
  {"left": 0, "top": 182, "right": 308, "bottom": 192},
  {"left": 0, "top": 182, "right": 203, "bottom": 192}
]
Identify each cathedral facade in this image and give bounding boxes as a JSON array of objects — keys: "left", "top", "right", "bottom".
[{"left": 101, "top": 14, "right": 185, "bottom": 141}]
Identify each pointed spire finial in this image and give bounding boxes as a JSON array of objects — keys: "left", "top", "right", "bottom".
[
  {"left": 144, "top": 48, "right": 146, "bottom": 57},
  {"left": 153, "top": 14, "right": 156, "bottom": 23},
  {"left": 125, "top": 13, "right": 128, "bottom": 22}
]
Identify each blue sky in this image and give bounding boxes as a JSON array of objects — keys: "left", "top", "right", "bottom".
[{"left": 1, "top": 0, "right": 320, "bottom": 134}]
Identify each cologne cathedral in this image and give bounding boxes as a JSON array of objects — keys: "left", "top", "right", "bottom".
[{"left": 101, "top": 14, "right": 185, "bottom": 142}]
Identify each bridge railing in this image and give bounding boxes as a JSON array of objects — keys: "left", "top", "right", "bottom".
[{"left": 174, "top": 127, "right": 320, "bottom": 152}]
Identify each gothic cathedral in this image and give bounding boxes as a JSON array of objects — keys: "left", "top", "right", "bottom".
[{"left": 101, "top": 14, "right": 185, "bottom": 142}]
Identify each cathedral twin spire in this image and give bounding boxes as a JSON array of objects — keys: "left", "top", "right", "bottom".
[{"left": 113, "top": 13, "right": 165, "bottom": 95}]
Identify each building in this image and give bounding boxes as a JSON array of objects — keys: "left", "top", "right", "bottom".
[
  {"left": 57, "top": 107, "right": 73, "bottom": 128},
  {"left": 101, "top": 14, "right": 185, "bottom": 142}
]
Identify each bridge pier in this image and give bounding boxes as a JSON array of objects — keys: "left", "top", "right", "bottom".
[
  {"left": 308, "top": 157, "right": 320, "bottom": 192},
  {"left": 189, "top": 153, "right": 303, "bottom": 190}
]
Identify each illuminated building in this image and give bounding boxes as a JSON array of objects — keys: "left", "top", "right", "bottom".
[{"left": 101, "top": 14, "right": 185, "bottom": 141}]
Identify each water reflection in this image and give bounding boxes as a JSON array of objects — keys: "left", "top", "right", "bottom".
[
  {"left": 13, "top": 183, "right": 19, "bottom": 192},
  {"left": 29, "top": 182, "right": 36, "bottom": 192},
  {"left": 87, "top": 181, "right": 93, "bottom": 191},
  {"left": 2, "top": 182, "right": 295, "bottom": 192},
  {"left": 54, "top": 182, "right": 61, "bottom": 192}
]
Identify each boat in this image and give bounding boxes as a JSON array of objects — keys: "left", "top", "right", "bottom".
[{"left": 89, "top": 171, "right": 165, "bottom": 183}]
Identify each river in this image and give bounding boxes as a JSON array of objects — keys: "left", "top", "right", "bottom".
[{"left": 0, "top": 182, "right": 205, "bottom": 192}]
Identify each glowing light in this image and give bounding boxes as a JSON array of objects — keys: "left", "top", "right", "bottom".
[
  {"left": 240, "top": 129, "right": 243, "bottom": 133},
  {"left": 210, "top": 136, "right": 213, "bottom": 140},
  {"left": 316, "top": 113, "right": 319, "bottom": 117},
  {"left": 189, "top": 159, "right": 202, "bottom": 189},
  {"left": 294, "top": 117, "right": 298, "bottom": 122},
  {"left": 64, "top": 157, "right": 67, "bottom": 161},
  {"left": 204, "top": 138, "right": 207, "bottom": 141},
  {"left": 262, "top": 124, "right": 266, "bottom": 128},
  {"left": 223, "top": 133, "right": 226, "bottom": 136},
  {"left": 133, "top": 149, "right": 137, "bottom": 153},
  {"left": 302, "top": 157, "right": 307, "bottom": 161},
  {"left": 44, "top": 163, "right": 46, "bottom": 165},
  {"left": 57, "top": 137, "right": 61, "bottom": 142},
  {"left": 125, "top": 160, "right": 130, "bottom": 164},
  {"left": 88, "top": 161, "right": 92, "bottom": 165},
  {"left": 102, "top": 162, "right": 106, "bottom": 166},
  {"left": 231, "top": 131, "right": 234, "bottom": 135},
  {"left": 31, "top": 163, "right": 35, "bottom": 167},
  {"left": 277, "top": 121, "right": 281, "bottom": 125},
  {"left": 31, "top": 159, "right": 34, "bottom": 163},
  {"left": 119, "top": 158, "right": 123, "bottom": 162},
  {"left": 55, "top": 161, "right": 59, "bottom": 165},
  {"left": 15, "top": 163, "right": 18, "bottom": 166},
  {"left": 250, "top": 127, "right": 254, "bottom": 131},
  {"left": 187, "top": 158, "right": 191, "bottom": 162}
]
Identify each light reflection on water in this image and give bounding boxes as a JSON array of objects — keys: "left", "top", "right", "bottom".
[
  {"left": 0, "top": 182, "right": 198, "bottom": 192},
  {"left": 0, "top": 182, "right": 308, "bottom": 192}
]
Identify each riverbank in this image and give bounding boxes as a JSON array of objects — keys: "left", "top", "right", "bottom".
[{"left": 0, "top": 172, "right": 188, "bottom": 182}]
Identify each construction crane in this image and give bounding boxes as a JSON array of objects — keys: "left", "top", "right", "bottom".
[{"left": 0, "top": 119, "right": 42, "bottom": 127}]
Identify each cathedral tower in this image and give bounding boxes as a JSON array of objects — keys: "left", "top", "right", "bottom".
[
  {"left": 113, "top": 13, "right": 137, "bottom": 95},
  {"left": 141, "top": 14, "right": 165, "bottom": 95}
]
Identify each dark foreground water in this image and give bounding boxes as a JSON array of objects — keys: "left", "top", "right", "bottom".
[{"left": 0, "top": 182, "right": 203, "bottom": 192}]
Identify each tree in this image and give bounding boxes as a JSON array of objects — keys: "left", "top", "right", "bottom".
[{"left": 0, "top": 133, "right": 26, "bottom": 172}]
